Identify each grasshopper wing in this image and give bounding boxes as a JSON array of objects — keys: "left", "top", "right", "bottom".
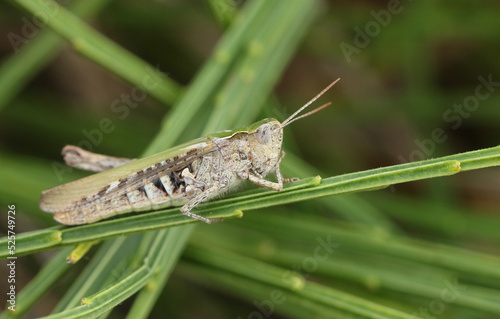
[{"left": 40, "top": 137, "right": 216, "bottom": 224}]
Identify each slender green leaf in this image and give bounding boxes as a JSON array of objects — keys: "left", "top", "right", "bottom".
[{"left": 8, "top": 0, "right": 181, "bottom": 106}]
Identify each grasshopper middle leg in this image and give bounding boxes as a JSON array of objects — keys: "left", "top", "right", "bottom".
[{"left": 179, "top": 181, "right": 227, "bottom": 223}]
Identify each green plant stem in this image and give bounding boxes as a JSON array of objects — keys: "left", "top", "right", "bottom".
[
  {"left": 8, "top": 0, "right": 181, "bottom": 106},
  {"left": 365, "top": 192, "right": 500, "bottom": 242},
  {"left": 53, "top": 236, "right": 136, "bottom": 312},
  {"left": 125, "top": 227, "right": 192, "bottom": 319},
  {"left": 238, "top": 213, "right": 500, "bottom": 287},
  {"left": 182, "top": 249, "right": 419, "bottom": 319},
  {"left": 282, "top": 150, "right": 399, "bottom": 233},
  {"left": 146, "top": 0, "right": 276, "bottom": 151},
  {"left": 4, "top": 144, "right": 500, "bottom": 258}
]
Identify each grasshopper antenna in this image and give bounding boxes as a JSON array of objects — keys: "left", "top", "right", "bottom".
[{"left": 281, "top": 78, "right": 340, "bottom": 128}]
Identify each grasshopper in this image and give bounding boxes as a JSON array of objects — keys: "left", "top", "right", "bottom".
[{"left": 40, "top": 79, "right": 339, "bottom": 225}]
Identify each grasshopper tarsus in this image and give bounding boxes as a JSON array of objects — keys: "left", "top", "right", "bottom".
[
  {"left": 207, "top": 217, "right": 224, "bottom": 223},
  {"left": 180, "top": 209, "right": 223, "bottom": 224}
]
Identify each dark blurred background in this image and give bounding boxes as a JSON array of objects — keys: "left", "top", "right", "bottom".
[{"left": 1, "top": 0, "right": 499, "bottom": 317}]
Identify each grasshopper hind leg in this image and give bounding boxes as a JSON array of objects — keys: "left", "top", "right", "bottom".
[{"left": 62, "top": 145, "right": 134, "bottom": 172}]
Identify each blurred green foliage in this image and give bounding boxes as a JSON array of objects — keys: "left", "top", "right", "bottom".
[{"left": 0, "top": 0, "right": 499, "bottom": 318}]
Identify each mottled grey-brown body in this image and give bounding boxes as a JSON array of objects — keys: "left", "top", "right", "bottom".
[
  {"left": 43, "top": 120, "right": 285, "bottom": 225},
  {"left": 40, "top": 79, "right": 338, "bottom": 225}
]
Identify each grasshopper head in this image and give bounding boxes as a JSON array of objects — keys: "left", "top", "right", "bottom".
[
  {"left": 246, "top": 79, "right": 340, "bottom": 177},
  {"left": 248, "top": 119, "right": 283, "bottom": 177}
]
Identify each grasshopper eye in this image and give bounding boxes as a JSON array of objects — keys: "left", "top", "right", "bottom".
[{"left": 256, "top": 124, "right": 271, "bottom": 144}]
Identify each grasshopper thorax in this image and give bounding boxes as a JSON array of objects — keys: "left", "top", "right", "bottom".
[
  {"left": 247, "top": 119, "right": 283, "bottom": 176},
  {"left": 212, "top": 79, "right": 339, "bottom": 182}
]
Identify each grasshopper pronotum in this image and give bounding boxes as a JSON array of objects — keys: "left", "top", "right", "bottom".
[{"left": 40, "top": 79, "right": 340, "bottom": 225}]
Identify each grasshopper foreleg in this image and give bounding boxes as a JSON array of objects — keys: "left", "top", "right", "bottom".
[
  {"left": 277, "top": 151, "right": 300, "bottom": 183},
  {"left": 246, "top": 151, "right": 300, "bottom": 191},
  {"left": 246, "top": 151, "right": 299, "bottom": 191},
  {"left": 247, "top": 173, "right": 282, "bottom": 191}
]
